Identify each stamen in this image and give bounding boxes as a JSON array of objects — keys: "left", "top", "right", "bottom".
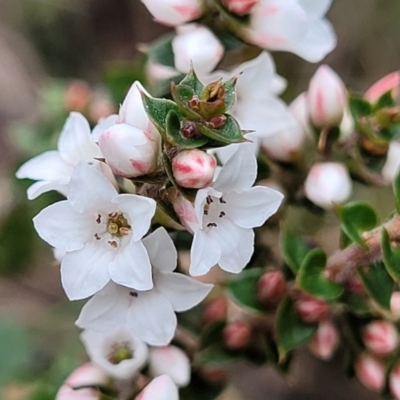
[
  {"left": 219, "top": 197, "right": 226, "bottom": 204},
  {"left": 108, "top": 240, "right": 118, "bottom": 248},
  {"left": 219, "top": 211, "right": 226, "bottom": 218},
  {"left": 206, "top": 196, "right": 214, "bottom": 205},
  {"left": 204, "top": 209, "right": 209, "bottom": 215},
  {"left": 207, "top": 222, "right": 217, "bottom": 228},
  {"left": 96, "top": 214, "right": 102, "bottom": 224},
  {"left": 129, "top": 291, "right": 138, "bottom": 298},
  {"left": 119, "top": 227, "right": 131, "bottom": 236},
  {"left": 94, "top": 233, "right": 101, "bottom": 240}
]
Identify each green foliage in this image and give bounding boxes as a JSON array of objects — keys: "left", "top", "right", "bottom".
[
  {"left": 358, "top": 261, "right": 394, "bottom": 310},
  {"left": 374, "top": 90, "right": 396, "bottom": 110},
  {"left": 281, "top": 231, "right": 310, "bottom": 274},
  {"left": 336, "top": 202, "right": 378, "bottom": 250},
  {"left": 297, "top": 249, "right": 344, "bottom": 300},
  {"left": 393, "top": 168, "right": 400, "bottom": 213},
  {"left": 381, "top": 228, "right": 400, "bottom": 281},
  {"left": 276, "top": 297, "right": 317, "bottom": 361},
  {"left": 349, "top": 95, "right": 372, "bottom": 118},
  {"left": 197, "top": 115, "right": 245, "bottom": 144},
  {"left": 145, "top": 34, "right": 175, "bottom": 67},
  {"left": 226, "top": 268, "right": 265, "bottom": 313}
]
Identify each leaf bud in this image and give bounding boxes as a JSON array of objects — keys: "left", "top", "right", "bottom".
[
  {"left": 223, "top": 320, "right": 251, "bottom": 349},
  {"left": 256, "top": 270, "right": 286, "bottom": 307},
  {"left": 309, "top": 320, "right": 339, "bottom": 360},
  {"left": 363, "top": 320, "right": 399, "bottom": 356},
  {"left": 354, "top": 353, "right": 386, "bottom": 392}
]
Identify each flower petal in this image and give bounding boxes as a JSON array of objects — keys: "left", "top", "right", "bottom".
[
  {"left": 68, "top": 162, "right": 118, "bottom": 213},
  {"left": 299, "top": 0, "right": 332, "bottom": 18},
  {"left": 61, "top": 242, "right": 113, "bottom": 300},
  {"left": 114, "top": 194, "right": 156, "bottom": 241},
  {"left": 27, "top": 178, "right": 69, "bottom": 200},
  {"left": 143, "top": 227, "right": 177, "bottom": 273},
  {"left": 33, "top": 201, "right": 93, "bottom": 251},
  {"left": 225, "top": 186, "right": 283, "bottom": 229},
  {"left": 156, "top": 271, "right": 213, "bottom": 312},
  {"left": 127, "top": 290, "right": 177, "bottom": 346},
  {"left": 91, "top": 114, "right": 119, "bottom": 142},
  {"left": 109, "top": 240, "right": 153, "bottom": 291},
  {"left": 189, "top": 230, "right": 221, "bottom": 276}
]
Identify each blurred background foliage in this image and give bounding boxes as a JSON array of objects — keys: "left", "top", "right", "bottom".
[{"left": 0, "top": 0, "right": 399, "bottom": 399}]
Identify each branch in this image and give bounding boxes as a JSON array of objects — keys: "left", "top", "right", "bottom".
[{"left": 326, "top": 214, "right": 400, "bottom": 283}]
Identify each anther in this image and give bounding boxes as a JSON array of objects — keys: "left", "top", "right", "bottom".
[
  {"left": 207, "top": 222, "right": 217, "bottom": 228},
  {"left": 108, "top": 240, "right": 118, "bottom": 248},
  {"left": 96, "top": 214, "right": 102, "bottom": 224},
  {"left": 219, "top": 211, "right": 226, "bottom": 218}
]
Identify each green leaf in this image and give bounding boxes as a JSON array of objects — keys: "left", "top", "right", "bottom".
[
  {"left": 281, "top": 231, "right": 310, "bottom": 274},
  {"left": 336, "top": 202, "right": 378, "bottom": 250},
  {"left": 178, "top": 68, "right": 205, "bottom": 96},
  {"left": 222, "top": 77, "right": 238, "bottom": 111},
  {"left": 276, "top": 297, "right": 317, "bottom": 361},
  {"left": 382, "top": 228, "right": 400, "bottom": 281},
  {"left": 346, "top": 294, "right": 371, "bottom": 316},
  {"left": 349, "top": 95, "right": 372, "bottom": 118},
  {"left": 194, "top": 344, "right": 242, "bottom": 367},
  {"left": 358, "top": 262, "right": 394, "bottom": 310},
  {"left": 200, "top": 322, "right": 225, "bottom": 348},
  {"left": 145, "top": 34, "right": 175, "bottom": 67},
  {"left": 170, "top": 83, "right": 201, "bottom": 120},
  {"left": 297, "top": 249, "right": 344, "bottom": 300},
  {"left": 393, "top": 168, "right": 400, "bottom": 213},
  {"left": 197, "top": 114, "right": 245, "bottom": 144},
  {"left": 374, "top": 90, "right": 396, "bottom": 110},
  {"left": 165, "top": 110, "right": 208, "bottom": 148},
  {"left": 226, "top": 268, "right": 265, "bottom": 313}
]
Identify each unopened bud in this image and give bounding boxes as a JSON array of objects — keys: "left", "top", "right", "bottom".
[
  {"left": 309, "top": 320, "right": 339, "bottom": 360},
  {"left": 203, "top": 296, "right": 228, "bottom": 323},
  {"left": 221, "top": 0, "right": 258, "bottom": 16},
  {"left": 346, "top": 277, "right": 365, "bottom": 295},
  {"left": 365, "top": 71, "right": 400, "bottom": 103},
  {"left": 295, "top": 294, "right": 329, "bottom": 323},
  {"left": 149, "top": 345, "right": 190, "bottom": 387},
  {"left": 172, "top": 149, "right": 216, "bottom": 189},
  {"left": 304, "top": 162, "right": 352, "bottom": 209},
  {"left": 382, "top": 141, "right": 400, "bottom": 183},
  {"left": 257, "top": 270, "right": 286, "bottom": 307},
  {"left": 363, "top": 320, "right": 399, "bottom": 356},
  {"left": 390, "top": 363, "right": 400, "bottom": 400},
  {"left": 135, "top": 375, "right": 178, "bottom": 400},
  {"left": 354, "top": 353, "right": 385, "bottom": 392},
  {"left": 172, "top": 24, "right": 224, "bottom": 75},
  {"left": 308, "top": 65, "right": 347, "bottom": 129},
  {"left": 141, "top": 0, "right": 202, "bottom": 26},
  {"left": 391, "top": 292, "right": 400, "bottom": 319},
  {"left": 223, "top": 321, "right": 251, "bottom": 349},
  {"left": 168, "top": 188, "right": 197, "bottom": 232},
  {"left": 64, "top": 80, "right": 91, "bottom": 112}
]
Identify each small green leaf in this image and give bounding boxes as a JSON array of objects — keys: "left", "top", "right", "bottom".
[
  {"left": 346, "top": 294, "right": 371, "bottom": 316},
  {"left": 222, "top": 77, "right": 238, "bottom": 111},
  {"left": 393, "top": 168, "right": 400, "bottom": 213},
  {"left": 336, "top": 202, "right": 378, "bottom": 249},
  {"left": 145, "top": 34, "right": 175, "bottom": 67},
  {"left": 171, "top": 83, "right": 201, "bottom": 120},
  {"left": 349, "top": 95, "right": 372, "bottom": 118},
  {"left": 200, "top": 322, "right": 225, "bottom": 348},
  {"left": 374, "top": 90, "right": 396, "bottom": 110},
  {"left": 281, "top": 231, "right": 310, "bottom": 274},
  {"left": 297, "top": 249, "right": 344, "bottom": 300},
  {"left": 382, "top": 228, "right": 400, "bottom": 281},
  {"left": 276, "top": 297, "right": 317, "bottom": 361},
  {"left": 197, "top": 114, "right": 245, "bottom": 144},
  {"left": 358, "top": 261, "right": 394, "bottom": 310},
  {"left": 178, "top": 67, "right": 204, "bottom": 96},
  {"left": 226, "top": 268, "right": 265, "bottom": 313},
  {"left": 194, "top": 345, "right": 242, "bottom": 367}
]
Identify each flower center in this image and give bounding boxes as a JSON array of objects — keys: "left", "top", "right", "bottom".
[
  {"left": 203, "top": 195, "right": 227, "bottom": 229},
  {"left": 107, "top": 212, "right": 131, "bottom": 238},
  {"left": 108, "top": 342, "right": 133, "bottom": 365}
]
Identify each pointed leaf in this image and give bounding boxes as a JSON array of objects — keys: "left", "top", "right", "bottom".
[
  {"left": 358, "top": 262, "right": 394, "bottom": 310},
  {"left": 276, "top": 297, "right": 317, "bottom": 361},
  {"left": 194, "top": 344, "right": 242, "bottom": 367},
  {"left": 374, "top": 90, "right": 396, "bottom": 110},
  {"left": 178, "top": 68, "right": 204, "bottom": 96},
  {"left": 382, "top": 228, "right": 400, "bottom": 281},
  {"left": 197, "top": 114, "right": 245, "bottom": 144},
  {"left": 336, "top": 202, "right": 378, "bottom": 250},
  {"left": 223, "top": 76, "right": 238, "bottom": 111},
  {"left": 171, "top": 83, "right": 201, "bottom": 120},
  {"left": 226, "top": 268, "right": 265, "bottom": 313},
  {"left": 349, "top": 95, "right": 372, "bottom": 118},
  {"left": 281, "top": 231, "right": 311, "bottom": 274},
  {"left": 297, "top": 249, "right": 344, "bottom": 300}
]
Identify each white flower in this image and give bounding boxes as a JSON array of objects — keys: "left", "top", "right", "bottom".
[
  {"left": 98, "top": 82, "right": 161, "bottom": 178},
  {"left": 141, "top": 0, "right": 202, "bottom": 26},
  {"left": 149, "top": 345, "right": 190, "bottom": 387},
  {"left": 382, "top": 141, "right": 400, "bottom": 183},
  {"left": 76, "top": 227, "right": 213, "bottom": 346},
  {"left": 172, "top": 24, "right": 224, "bottom": 75},
  {"left": 136, "top": 375, "right": 179, "bottom": 400},
  {"left": 16, "top": 112, "right": 117, "bottom": 200},
  {"left": 33, "top": 162, "right": 156, "bottom": 300},
  {"left": 81, "top": 328, "right": 148, "bottom": 380},
  {"left": 242, "top": 0, "right": 336, "bottom": 62},
  {"left": 189, "top": 146, "right": 284, "bottom": 276}
]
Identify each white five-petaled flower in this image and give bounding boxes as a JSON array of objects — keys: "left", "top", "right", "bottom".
[
  {"left": 16, "top": 112, "right": 117, "bottom": 200},
  {"left": 76, "top": 227, "right": 213, "bottom": 346},
  {"left": 81, "top": 328, "right": 149, "bottom": 380},
  {"left": 33, "top": 162, "right": 156, "bottom": 300},
  {"left": 189, "top": 146, "right": 284, "bottom": 276}
]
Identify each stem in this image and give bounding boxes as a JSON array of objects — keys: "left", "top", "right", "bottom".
[{"left": 326, "top": 214, "right": 400, "bottom": 283}]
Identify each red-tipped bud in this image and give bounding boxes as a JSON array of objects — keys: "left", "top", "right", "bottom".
[
  {"left": 257, "top": 270, "right": 286, "bottom": 307},
  {"left": 223, "top": 321, "right": 251, "bottom": 350},
  {"left": 203, "top": 296, "right": 228, "bottom": 323},
  {"left": 309, "top": 320, "right": 339, "bottom": 360},
  {"left": 354, "top": 353, "right": 385, "bottom": 392},
  {"left": 363, "top": 320, "right": 399, "bottom": 356},
  {"left": 221, "top": 0, "right": 258, "bottom": 16},
  {"left": 391, "top": 292, "right": 400, "bottom": 319},
  {"left": 172, "top": 149, "right": 216, "bottom": 189},
  {"left": 295, "top": 294, "right": 329, "bottom": 323},
  {"left": 390, "top": 363, "right": 400, "bottom": 400},
  {"left": 365, "top": 71, "right": 400, "bottom": 103}
]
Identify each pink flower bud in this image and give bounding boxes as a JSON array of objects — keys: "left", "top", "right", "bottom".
[
  {"left": 149, "top": 345, "right": 190, "bottom": 387},
  {"left": 172, "top": 24, "right": 224, "bottom": 74},
  {"left": 295, "top": 294, "right": 329, "bottom": 323},
  {"left": 223, "top": 321, "right": 251, "bottom": 349},
  {"left": 289, "top": 92, "right": 312, "bottom": 137},
  {"left": 168, "top": 188, "right": 198, "bottom": 233},
  {"left": 304, "top": 162, "right": 352, "bottom": 209},
  {"left": 346, "top": 277, "right": 365, "bottom": 295},
  {"left": 203, "top": 296, "right": 228, "bottom": 323},
  {"left": 365, "top": 71, "right": 400, "bottom": 103},
  {"left": 390, "top": 363, "right": 400, "bottom": 400},
  {"left": 307, "top": 65, "right": 347, "bottom": 129},
  {"left": 64, "top": 80, "right": 91, "bottom": 112},
  {"left": 135, "top": 375, "right": 178, "bottom": 400},
  {"left": 382, "top": 141, "right": 400, "bottom": 183},
  {"left": 172, "top": 149, "right": 216, "bottom": 189},
  {"left": 363, "top": 320, "right": 399, "bottom": 356},
  {"left": 354, "top": 353, "right": 385, "bottom": 392},
  {"left": 221, "top": 0, "right": 258, "bottom": 16},
  {"left": 391, "top": 292, "right": 400, "bottom": 318},
  {"left": 309, "top": 320, "right": 339, "bottom": 360},
  {"left": 141, "top": 0, "right": 202, "bottom": 26},
  {"left": 56, "top": 363, "right": 108, "bottom": 400},
  {"left": 257, "top": 270, "right": 286, "bottom": 306}
]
